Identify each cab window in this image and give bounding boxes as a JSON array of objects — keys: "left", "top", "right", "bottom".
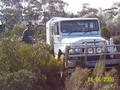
[{"left": 54, "top": 23, "right": 59, "bottom": 35}]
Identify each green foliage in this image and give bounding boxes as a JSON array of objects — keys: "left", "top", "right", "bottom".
[
  {"left": 65, "top": 60, "right": 120, "bottom": 90},
  {"left": 65, "top": 67, "right": 90, "bottom": 90},
  {"left": 0, "top": 0, "right": 67, "bottom": 27},
  {"left": 12, "top": 24, "right": 26, "bottom": 36},
  {"left": 0, "top": 38, "right": 62, "bottom": 90},
  {"left": 113, "top": 35, "right": 120, "bottom": 44},
  {"left": 101, "top": 27, "right": 111, "bottom": 39},
  {"left": 34, "top": 24, "right": 46, "bottom": 41},
  {"left": 3, "top": 24, "right": 45, "bottom": 42},
  {"left": 0, "top": 69, "right": 35, "bottom": 90},
  {"left": 2, "top": 24, "right": 26, "bottom": 41}
]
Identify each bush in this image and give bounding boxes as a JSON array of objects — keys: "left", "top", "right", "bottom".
[
  {"left": 113, "top": 35, "right": 120, "bottom": 44},
  {"left": 0, "top": 39, "right": 62, "bottom": 90},
  {"left": 65, "top": 59, "right": 120, "bottom": 90},
  {"left": 34, "top": 24, "right": 46, "bottom": 41},
  {"left": 3, "top": 24, "right": 46, "bottom": 43},
  {"left": 101, "top": 27, "right": 111, "bottom": 40},
  {"left": 2, "top": 24, "right": 25, "bottom": 39},
  {"left": 12, "top": 24, "right": 26, "bottom": 36},
  {"left": 65, "top": 67, "right": 90, "bottom": 90},
  {"left": 0, "top": 69, "right": 35, "bottom": 90}
]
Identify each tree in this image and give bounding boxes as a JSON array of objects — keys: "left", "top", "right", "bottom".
[
  {"left": 43, "top": 0, "right": 68, "bottom": 21},
  {"left": 77, "top": 3, "right": 98, "bottom": 17},
  {"left": 0, "top": 0, "right": 67, "bottom": 28},
  {"left": 0, "top": 0, "right": 23, "bottom": 28},
  {"left": 21, "top": 0, "right": 43, "bottom": 21},
  {"left": 101, "top": 27, "right": 111, "bottom": 39}
]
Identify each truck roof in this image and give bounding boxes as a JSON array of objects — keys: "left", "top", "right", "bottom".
[{"left": 47, "top": 17, "right": 99, "bottom": 23}]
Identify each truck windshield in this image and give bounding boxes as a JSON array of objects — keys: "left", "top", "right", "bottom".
[{"left": 61, "top": 20, "right": 99, "bottom": 35}]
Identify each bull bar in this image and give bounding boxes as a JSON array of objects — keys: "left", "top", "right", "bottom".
[{"left": 64, "top": 42, "right": 120, "bottom": 68}]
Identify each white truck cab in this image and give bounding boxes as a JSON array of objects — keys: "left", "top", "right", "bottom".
[{"left": 46, "top": 17, "right": 120, "bottom": 68}]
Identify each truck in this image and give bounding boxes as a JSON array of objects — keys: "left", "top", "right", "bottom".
[{"left": 46, "top": 17, "right": 120, "bottom": 68}]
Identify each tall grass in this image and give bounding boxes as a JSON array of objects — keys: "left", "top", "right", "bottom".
[{"left": 65, "top": 59, "right": 120, "bottom": 90}]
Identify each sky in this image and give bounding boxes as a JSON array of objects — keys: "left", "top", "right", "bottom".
[{"left": 65, "top": 0, "right": 120, "bottom": 13}]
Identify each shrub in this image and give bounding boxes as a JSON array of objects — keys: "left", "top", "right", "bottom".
[
  {"left": 0, "top": 38, "right": 62, "bottom": 90},
  {"left": 65, "top": 59, "right": 120, "bottom": 90},
  {"left": 113, "top": 35, "right": 120, "bottom": 44},
  {"left": 0, "top": 69, "right": 35, "bottom": 90},
  {"left": 12, "top": 24, "right": 26, "bottom": 36},
  {"left": 34, "top": 24, "right": 46, "bottom": 41},
  {"left": 3, "top": 24, "right": 46, "bottom": 43},
  {"left": 101, "top": 27, "right": 111, "bottom": 40},
  {"left": 65, "top": 67, "right": 90, "bottom": 90},
  {"left": 3, "top": 24, "right": 26, "bottom": 39}
]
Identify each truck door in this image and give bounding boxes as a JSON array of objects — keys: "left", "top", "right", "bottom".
[{"left": 53, "top": 23, "right": 61, "bottom": 58}]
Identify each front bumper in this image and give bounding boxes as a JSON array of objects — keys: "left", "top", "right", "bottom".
[
  {"left": 86, "top": 59, "right": 120, "bottom": 68},
  {"left": 66, "top": 53, "right": 120, "bottom": 68},
  {"left": 65, "top": 44, "right": 120, "bottom": 68}
]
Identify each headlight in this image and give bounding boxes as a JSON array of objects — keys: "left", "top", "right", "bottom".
[
  {"left": 75, "top": 48, "right": 81, "bottom": 53},
  {"left": 69, "top": 49, "right": 74, "bottom": 54},
  {"left": 87, "top": 48, "right": 94, "bottom": 54},
  {"left": 96, "top": 47, "right": 102, "bottom": 53},
  {"left": 69, "top": 48, "right": 81, "bottom": 54}
]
